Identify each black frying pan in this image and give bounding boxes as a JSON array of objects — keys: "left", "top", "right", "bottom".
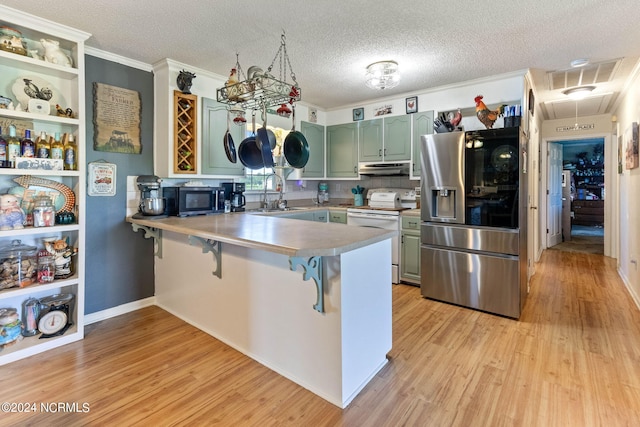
[
  {"left": 238, "top": 136, "right": 262, "bottom": 169},
  {"left": 237, "top": 111, "right": 263, "bottom": 169},
  {"left": 283, "top": 105, "right": 310, "bottom": 168},
  {"left": 257, "top": 107, "right": 274, "bottom": 168},
  {"left": 224, "top": 131, "right": 237, "bottom": 163},
  {"left": 223, "top": 112, "right": 237, "bottom": 163}
]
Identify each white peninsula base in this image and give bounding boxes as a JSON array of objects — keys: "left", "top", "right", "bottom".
[{"left": 154, "top": 230, "right": 392, "bottom": 408}]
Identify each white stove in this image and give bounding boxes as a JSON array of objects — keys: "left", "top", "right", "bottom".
[{"left": 346, "top": 188, "right": 417, "bottom": 283}]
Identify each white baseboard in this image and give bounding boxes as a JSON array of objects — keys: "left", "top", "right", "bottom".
[
  {"left": 85, "top": 297, "right": 157, "bottom": 325},
  {"left": 618, "top": 266, "right": 640, "bottom": 311}
]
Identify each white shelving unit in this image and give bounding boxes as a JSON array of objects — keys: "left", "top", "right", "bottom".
[{"left": 0, "top": 5, "right": 89, "bottom": 366}]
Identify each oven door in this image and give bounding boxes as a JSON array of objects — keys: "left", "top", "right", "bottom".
[{"left": 347, "top": 211, "right": 400, "bottom": 270}]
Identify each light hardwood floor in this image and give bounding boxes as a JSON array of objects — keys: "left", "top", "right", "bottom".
[{"left": 1, "top": 250, "right": 640, "bottom": 426}]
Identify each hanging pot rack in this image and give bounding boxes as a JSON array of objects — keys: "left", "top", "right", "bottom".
[{"left": 216, "top": 32, "right": 301, "bottom": 111}]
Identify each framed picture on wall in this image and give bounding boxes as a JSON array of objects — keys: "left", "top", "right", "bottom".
[
  {"left": 353, "top": 107, "right": 364, "bottom": 121},
  {"left": 406, "top": 96, "right": 418, "bottom": 114},
  {"left": 625, "top": 121, "right": 639, "bottom": 170}
]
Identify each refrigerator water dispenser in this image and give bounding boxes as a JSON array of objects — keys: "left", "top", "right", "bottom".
[{"left": 431, "top": 188, "right": 457, "bottom": 219}]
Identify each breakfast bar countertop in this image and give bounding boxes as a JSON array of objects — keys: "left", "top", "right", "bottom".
[{"left": 127, "top": 213, "right": 396, "bottom": 257}]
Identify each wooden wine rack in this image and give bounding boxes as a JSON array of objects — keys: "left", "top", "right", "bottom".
[{"left": 174, "top": 91, "right": 197, "bottom": 174}]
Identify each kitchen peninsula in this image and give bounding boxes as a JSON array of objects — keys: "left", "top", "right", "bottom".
[{"left": 127, "top": 213, "right": 395, "bottom": 408}]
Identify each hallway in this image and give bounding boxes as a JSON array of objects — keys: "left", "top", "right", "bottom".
[{"left": 550, "top": 225, "right": 605, "bottom": 255}]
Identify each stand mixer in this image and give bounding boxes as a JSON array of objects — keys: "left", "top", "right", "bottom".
[{"left": 133, "top": 175, "right": 166, "bottom": 219}]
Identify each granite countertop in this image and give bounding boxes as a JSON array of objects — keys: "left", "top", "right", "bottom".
[{"left": 127, "top": 213, "right": 396, "bottom": 257}]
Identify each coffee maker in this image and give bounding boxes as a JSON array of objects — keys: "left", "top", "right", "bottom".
[
  {"left": 133, "top": 175, "right": 166, "bottom": 219},
  {"left": 221, "top": 182, "right": 246, "bottom": 212}
]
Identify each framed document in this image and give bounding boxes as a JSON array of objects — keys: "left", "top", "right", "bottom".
[{"left": 88, "top": 160, "right": 117, "bottom": 196}]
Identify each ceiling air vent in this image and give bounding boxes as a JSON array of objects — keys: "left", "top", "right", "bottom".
[{"left": 547, "top": 59, "right": 620, "bottom": 90}]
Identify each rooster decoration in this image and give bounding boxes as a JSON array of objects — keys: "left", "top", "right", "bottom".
[
  {"left": 23, "top": 78, "right": 52, "bottom": 101},
  {"left": 474, "top": 95, "right": 507, "bottom": 129}
]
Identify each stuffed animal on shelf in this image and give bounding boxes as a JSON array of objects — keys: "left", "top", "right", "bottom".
[{"left": 0, "top": 194, "right": 25, "bottom": 230}]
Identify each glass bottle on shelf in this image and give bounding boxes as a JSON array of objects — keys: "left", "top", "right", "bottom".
[
  {"left": 32, "top": 195, "right": 55, "bottom": 227},
  {"left": 36, "top": 131, "right": 51, "bottom": 158},
  {"left": 0, "top": 126, "right": 7, "bottom": 166},
  {"left": 20, "top": 129, "right": 35, "bottom": 158},
  {"left": 37, "top": 251, "right": 55, "bottom": 284},
  {"left": 6, "top": 125, "right": 21, "bottom": 167},
  {"left": 21, "top": 297, "right": 40, "bottom": 337},
  {"left": 63, "top": 134, "right": 77, "bottom": 171},
  {"left": 51, "top": 132, "right": 64, "bottom": 160}
]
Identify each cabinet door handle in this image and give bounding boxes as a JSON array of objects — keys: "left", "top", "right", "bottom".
[
  {"left": 354, "top": 166, "right": 357, "bottom": 173},
  {"left": 384, "top": 148, "right": 387, "bottom": 156},
  {"left": 378, "top": 149, "right": 382, "bottom": 156}
]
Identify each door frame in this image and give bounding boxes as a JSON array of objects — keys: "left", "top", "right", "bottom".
[
  {"left": 540, "top": 132, "right": 617, "bottom": 259},
  {"left": 546, "top": 141, "right": 563, "bottom": 248}
]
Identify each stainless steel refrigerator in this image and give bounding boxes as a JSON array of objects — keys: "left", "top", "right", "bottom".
[{"left": 420, "top": 128, "right": 528, "bottom": 319}]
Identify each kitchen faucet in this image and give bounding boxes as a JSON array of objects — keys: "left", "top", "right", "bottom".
[{"left": 263, "top": 172, "right": 284, "bottom": 209}]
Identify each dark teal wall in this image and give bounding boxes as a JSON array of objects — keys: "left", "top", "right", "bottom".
[{"left": 84, "top": 55, "right": 154, "bottom": 314}]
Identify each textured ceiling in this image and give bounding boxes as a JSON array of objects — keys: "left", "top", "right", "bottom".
[{"left": 3, "top": 0, "right": 640, "bottom": 119}]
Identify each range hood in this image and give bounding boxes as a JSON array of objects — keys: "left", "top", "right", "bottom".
[{"left": 358, "top": 162, "right": 410, "bottom": 176}]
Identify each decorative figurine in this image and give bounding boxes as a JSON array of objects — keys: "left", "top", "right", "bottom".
[
  {"left": 0, "top": 194, "right": 25, "bottom": 230},
  {"left": 0, "top": 26, "right": 27, "bottom": 56},
  {"left": 226, "top": 68, "right": 239, "bottom": 86},
  {"left": 474, "top": 95, "right": 507, "bottom": 129},
  {"left": 0, "top": 308, "right": 22, "bottom": 348},
  {"left": 44, "top": 237, "right": 75, "bottom": 279},
  {"left": 0, "top": 95, "right": 11, "bottom": 109},
  {"left": 23, "top": 78, "right": 53, "bottom": 101},
  {"left": 55, "top": 104, "right": 75, "bottom": 118},
  {"left": 176, "top": 70, "right": 196, "bottom": 94},
  {"left": 40, "top": 38, "right": 73, "bottom": 67}
]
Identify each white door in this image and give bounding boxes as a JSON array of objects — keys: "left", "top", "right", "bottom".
[{"left": 547, "top": 142, "right": 563, "bottom": 247}]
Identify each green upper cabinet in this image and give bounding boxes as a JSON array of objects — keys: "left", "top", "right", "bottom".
[
  {"left": 327, "top": 123, "right": 358, "bottom": 178},
  {"left": 358, "top": 119, "right": 383, "bottom": 162},
  {"left": 358, "top": 116, "right": 411, "bottom": 162},
  {"left": 411, "top": 111, "right": 434, "bottom": 177},
  {"left": 383, "top": 115, "right": 411, "bottom": 161},
  {"left": 299, "top": 121, "right": 325, "bottom": 178},
  {"left": 201, "top": 97, "right": 246, "bottom": 176}
]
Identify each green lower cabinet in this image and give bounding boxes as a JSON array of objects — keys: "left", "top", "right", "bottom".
[
  {"left": 313, "top": 211, "right": 328, "bottom": 222},
  {"left": 281, "top": 211, "right": 315, "bottom": 221},
  {"left": 328, "top": 211, "right": 346, "bottom": 224},
  {"left": 400, "top": 216, "right": 421, "bottom": 285},
  {"left": 275, "top": 209, "right": 347, "bottom": 223},
  {"left": 412, "top": 111, "right": 434, "bottom": 177},
  {"left": 201, "top": 97, "right": 246, "bottom": 176}
]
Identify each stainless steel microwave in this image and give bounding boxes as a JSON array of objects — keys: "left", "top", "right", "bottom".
[{"left": 163, "top": 186, "right": 224, "bottom": 217}]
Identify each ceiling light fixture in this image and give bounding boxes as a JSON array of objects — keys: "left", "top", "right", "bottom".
[
  {"left": 365, "top": 60, "right": 400, "bottom": 90},
  {"left": 570, "top": 58, "right": 589, "bottom": 68},
  {"left": 563, "top": 85, "right": 596, "bottom": 100}
]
